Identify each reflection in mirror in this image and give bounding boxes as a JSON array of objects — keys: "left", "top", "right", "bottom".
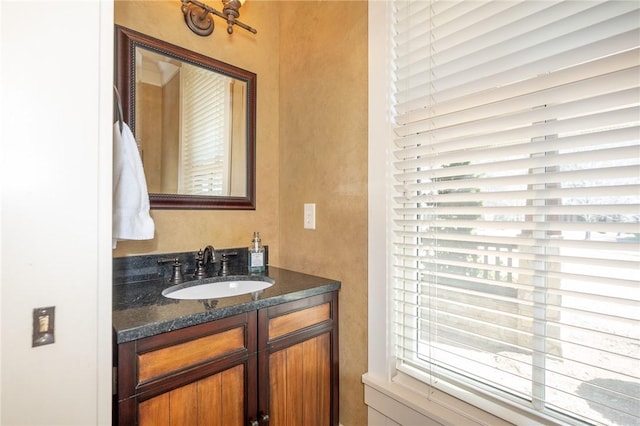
[
  {"left": 136, "top": 47, "right": 247, "bottom": 197},
  {"left": 115, "top": 26, "right": 256, "bottom": 209}
]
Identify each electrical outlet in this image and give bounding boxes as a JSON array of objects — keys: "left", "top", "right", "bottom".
[
  {"left": 304, "top": 203, "right": 316, "bottom": 230},
  {"left": 32, "top": 306, "right": 55, "bottom": 347}
]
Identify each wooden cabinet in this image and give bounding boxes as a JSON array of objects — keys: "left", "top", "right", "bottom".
[{"left": 115, "top": 291, "right": 338, "bottom": 426}]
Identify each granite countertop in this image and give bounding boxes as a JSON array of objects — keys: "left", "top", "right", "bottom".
[{"left": 113, "top": 266, "right": 341, "bottom": 344}]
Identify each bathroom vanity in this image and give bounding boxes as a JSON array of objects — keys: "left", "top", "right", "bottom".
[{"left": 113, "top": 254, "right": 340, "bottom": 426}]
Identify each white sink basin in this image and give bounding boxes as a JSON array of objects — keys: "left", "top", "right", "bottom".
[{"left": 162, "top": 275, "right": 275, "bottom": 300}]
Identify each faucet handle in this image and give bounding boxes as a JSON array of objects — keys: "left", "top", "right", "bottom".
[
  {"left": 220, "top": 252, "right": 238, "bottom": 276},
  {"left": 169, "top": 262, "right": 184, "bottom": 283},
  {"left": 158, "top": 257, "right": 184, "bottom": 284}
]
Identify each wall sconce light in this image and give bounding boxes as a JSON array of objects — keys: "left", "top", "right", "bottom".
[{"left": 181, "top": 0, "right": 257, "bottom": 36}]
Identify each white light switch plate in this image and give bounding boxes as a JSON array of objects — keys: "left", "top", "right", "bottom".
[{"left": 304, "top": 203, "right": 316, "bottom": 229}]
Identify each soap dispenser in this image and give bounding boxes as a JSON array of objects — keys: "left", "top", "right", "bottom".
[{"left": 248, "top": 231, "right": 265, "bottom": 274}]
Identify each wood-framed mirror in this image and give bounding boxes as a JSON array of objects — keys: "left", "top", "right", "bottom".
[{"left": 114, "top": 25, "right": 256, "bottom": 210}]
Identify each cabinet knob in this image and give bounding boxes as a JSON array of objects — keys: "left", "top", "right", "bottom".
[
  {"left": 260, "top": 413, "right": 270, "bottom": 423},
  {"left": 249, "top": 420, "right": 259, "bottom": 426}
]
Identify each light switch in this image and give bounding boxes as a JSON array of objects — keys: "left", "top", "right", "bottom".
[
  {"left": 304, "top": 203, "right": 316, "bottom": 230},
  {"left": 32, "top": 306, "right": 55, "bottom": 347}
]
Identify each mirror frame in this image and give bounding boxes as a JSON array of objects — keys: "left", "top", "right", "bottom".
[{"left": 115, "top": 25, "right": 256, "bottom": 210}]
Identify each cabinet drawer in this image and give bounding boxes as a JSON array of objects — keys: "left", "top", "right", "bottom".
[{"left": 139, "top": 326, "right": 245, "bottom": 383}]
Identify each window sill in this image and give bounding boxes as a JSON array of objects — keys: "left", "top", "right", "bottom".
[{"left": 363, "top": 372, "right": 514, "bottom": 426}]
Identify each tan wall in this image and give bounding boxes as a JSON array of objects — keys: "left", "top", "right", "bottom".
[
  {"left": 161, "top": 74, "right": 180, "bottom": 193},
  {"left": 114, "top": 1, "right": 368, "bottom": 424},
  {"left": 114, "top": 0, "right": 281, "bottom": 259},
  {"left": 138, "top": 82, "right": 164, "bottom": 193},
  {"left": 278, "top": 2, "right": 368, "bottom": 425}
]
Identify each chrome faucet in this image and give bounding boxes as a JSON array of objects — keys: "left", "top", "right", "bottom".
[{"left": 194, "top": 245, "right": 215, "bottom": 279}]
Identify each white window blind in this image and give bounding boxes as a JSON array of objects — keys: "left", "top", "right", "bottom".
[
  {"left": 180, "top": 63, "right": 232, "bottom": 195},
  {"left": 390, "top": 1, "right": 640, "bottom": 425}
]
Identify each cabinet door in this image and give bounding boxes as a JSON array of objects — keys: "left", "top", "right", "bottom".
[
  {"left": 259, "top": 292, "right": 339, "bottom": 426},
  {"left": 139, "top": 364, "right": 245, "bottom": 426},
  {"left": 268, "top": 333, "right": 331, "bottom": 426},
  {"left": 116, "top": 311, "right": 257, "bottom": 425}
]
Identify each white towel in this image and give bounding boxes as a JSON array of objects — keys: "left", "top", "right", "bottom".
[{"left": 112, "top": 121, "right": 155, "bottom": 249}]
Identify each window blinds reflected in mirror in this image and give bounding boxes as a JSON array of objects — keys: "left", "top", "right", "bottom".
[{"left": 179, "top": 64, "right": 246, "bottom": 196}]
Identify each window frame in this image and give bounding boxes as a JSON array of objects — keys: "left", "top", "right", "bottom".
[{"left": 366, "top": 1, "right": 640, "bottom": 425}]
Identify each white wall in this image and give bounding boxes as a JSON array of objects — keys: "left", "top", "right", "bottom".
[{"left": 0, "top": 1, "right": 113, "bottom": 424}]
